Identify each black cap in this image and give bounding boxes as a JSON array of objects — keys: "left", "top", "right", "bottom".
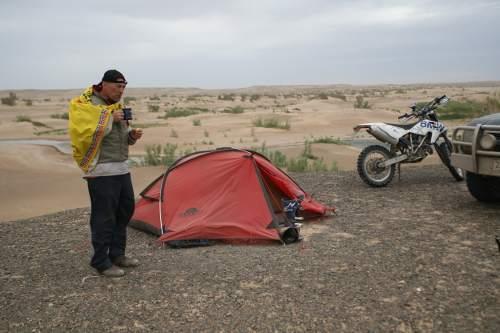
[{"left": 101, "top": 69, "right": 127, "bottom": 84}]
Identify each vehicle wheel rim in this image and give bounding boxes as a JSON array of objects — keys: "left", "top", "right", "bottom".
[{"left": 364, "top": 151, "right": 391, "bottom": 182}]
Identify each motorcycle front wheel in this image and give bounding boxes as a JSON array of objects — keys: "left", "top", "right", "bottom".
[
  {"left": 435, "top": 141, "right": 464, "bottom": 181},
  {"left": 357, "top": 145, "right": 396, "bottom": 187}
]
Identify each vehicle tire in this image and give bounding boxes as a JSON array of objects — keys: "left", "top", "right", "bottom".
[
  {"left": 435, "top": 141, "right": 464, "bottom": 181},
  {"left": 466, "top": 172, "right": 500, "bottom": 202},
  {"left": 357, "top": 145, "right": 396, "bottom": 187}
]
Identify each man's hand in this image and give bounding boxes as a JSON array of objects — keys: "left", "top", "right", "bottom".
[
  {"left": 113, "top": 110, "right": 124, "bottom": 122},
  {"left": 130, "top": 128, "right": 143, "bottom": 140}
]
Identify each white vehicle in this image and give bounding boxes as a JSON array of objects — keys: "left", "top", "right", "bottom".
[
  {"left": 354, "top": 95, "right": 464, "bottom": 187},
  {"left": 451, "top": 113, "right": 500, "bottom": 202}
]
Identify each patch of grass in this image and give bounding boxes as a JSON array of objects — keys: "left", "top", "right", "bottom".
[
  {"left": 253, "top": 117, "right": 290, "bottom": 130},
  {"left": 35, "top": 128, "right": 67, "bottom": 136},
  {"left": 251, "top": 141, "right": 337, "bottom": 172},
  {"left": 204, "top": 129, "right": 209, "bottom": 137},
  {"left": 310, "top": 136, "right": 348, "bottom": 145},
  {"left": 148, "top": 105, "right": 160, "bottom": 112},
  {"left": 123, "top": 96, "right": 136, "bottom": 104},
  {"left": 170, "top": 129, "right": 179, "bottom": 138},
  {"left": 222, "top": 106, "right": 245, "bottom": 114},
  {"left": 438, "top": 98, "right": 500, "bottom": 120},
  {"left": 35, "top": 129, "right": 64, "bottom": 136},
  {"left": 250, "top": 94, "right": 261, "bottom": 102},
  {"left": 50, "top": 112, "right": 69, "bottom": 120},
  {"left": 130, "top": 122, "right": 168, "bottom": 129},
  {"left": 354, "top": 95, "right": 370, "bottom": 109},
  {"left": 159, "top": 107, "right": 209, "bottom": 119},
  {"left": 16, "top": 115, "right": 31, "bottom": 122},
  {"left": 31, "top": 121, "right": 50, "bottom": 128},
  {"left": 143, "top": 143, "right": 177, "bottom": 166},
  {"left": 1, "top": 92, "right": 17, "bottom": 106},
  {"left": 218, "top": 94, "right": 235, "bottom": 101}
]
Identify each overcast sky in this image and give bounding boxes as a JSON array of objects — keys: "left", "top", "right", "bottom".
[{"left": 0, "top": 0, "right": 499, "bottom": 89}]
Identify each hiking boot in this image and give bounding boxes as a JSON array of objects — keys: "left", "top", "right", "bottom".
[
  {"left": 99, "top": 265, "right": 125, "bottom": 278},
  {"left": 112, "top": 256, "right": 140, "bottom": 268}
]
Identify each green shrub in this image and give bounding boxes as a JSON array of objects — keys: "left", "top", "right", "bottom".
[
  {"left": 186, "top": 95, "right": 200, "bottom": 101},
  {"left": 31, "top": 121, "right": 49, "bottom": 128},
  {"left": 301, "top": 141, "right": 317, "bottom": 160},
  {"left": 50, "top": 112, "right": 69, "bottom": 120},
  {"left": 251, "top": 142, "right": 336, "bottom": 172},
  {"left": 170, "top": 129, "right": 178, "bottom": 138},
  {"left": 222, "top": 106, "right": 245, "bottom": 114},
  {"left": 123, "top": 96, "right": 136, "bottom": 104},
  {"left": 149, "top": 95, "right": 160, "bottom": 100},
  {"left": 1, "top": 92, "right": 17, "bottom": 106},
  {"left": 192, "top": 119, "right": 201, "bottom": 126},
  {"left": 250, "top": 94, "right": 261, "bottom": 102},
  {"left": 439, "top": 100, "right": 487, "bottom": 120},
  {"left": 354, "top": 95, "right": 370, "bottom": 109},
  {"left": 16, "top": 115, "right": 31, "bottom": 122},
  {"left": 204, "top": 129, "right": 209, "bottom": 137},
  {"left": 143, "top": 143, "right": 178, "bottom": 166},
  {"left": 317, "top": 92, "right": 329, "bottom": 100},
  {"left": 310, "top": 136, "right": 347, "bottom": 145},
  {"left": 25, "top": 99, "right": 33, "bottom": 106},
  {"left": 148, "top": 104, "right": 160, "bottom": 112},
  {"left": 159, "top": 107, "right": 209, "bottom": 119},
  {"left": 218, "top": 94, "right": 235, "bottom": 101},
  {"left": 253, "top": 117, "right": 290, "bottom": 130},
  {"left": 330, "top": 92, "right": 347, "bottom": 101}
]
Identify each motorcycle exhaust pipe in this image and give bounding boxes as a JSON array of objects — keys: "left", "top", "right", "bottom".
[{"left": 367, "top": 127, "right": 399, "bottom": 145}]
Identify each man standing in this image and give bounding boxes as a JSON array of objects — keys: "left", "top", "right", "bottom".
[{"left": 68, "top": 70, "right": 143, "bottom": 277}]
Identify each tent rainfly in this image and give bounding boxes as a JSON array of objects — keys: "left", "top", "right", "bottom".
[{"left": 130, "top": 148, "right": 330, "bottom": 244}]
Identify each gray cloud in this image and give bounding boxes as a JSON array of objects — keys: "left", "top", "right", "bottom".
[{"left": 0, "top": 0, "right": 499, "bottom": 89}]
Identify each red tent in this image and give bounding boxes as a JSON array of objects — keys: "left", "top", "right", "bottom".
[{"left": 130, "top": 148, "right": 329, "bottom": 243}]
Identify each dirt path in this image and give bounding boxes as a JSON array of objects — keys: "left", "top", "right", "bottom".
[{"left": 0, "top": 165, "right": 499, "bottom": 332}]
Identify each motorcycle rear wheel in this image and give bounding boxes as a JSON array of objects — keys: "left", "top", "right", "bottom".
[{"left": 357, "top": 145, "right": 396, "bottom": 187}]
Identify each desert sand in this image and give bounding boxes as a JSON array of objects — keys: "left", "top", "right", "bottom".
[{"left": 1, "top": 82, "right": 498, "bottom": 221}]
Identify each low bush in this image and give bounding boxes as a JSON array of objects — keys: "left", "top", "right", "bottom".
[
  {"left": 437, "top": 97, "right": 500, "bottom": 120},
  {"left": 148, "top": 105, "right": 160, "bottom": 112},
  {"left": 16, "top": 115, "right": 31, "bottom": 122},
  {"left": 159, "top": 107, "right": 209, "bottom": 119},
  {"left": 143, "top": 143, "right": 178, "bottom": 166},
  {"left": 50, "top": 112, "right": 69, "bottom": 119},
  {"left": 222, "top": 106, "right": 245, "bottom": 114},
  {"left": 253, "top": 117, "right": 290, "bottom": 130},
  {"left": 123, "top": 96, "right": 136, "bottom": 104},
  {"left": 1, "top": 92, "right": 17, "bottom": 106},
  {"left": 354, "top": 96, "right": 370, "bottom": 109},
  {"left": 310, "top": 136, "right": 347, "bottom": 145}
]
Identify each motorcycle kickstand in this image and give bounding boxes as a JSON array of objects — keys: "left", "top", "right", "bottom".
[{"left": 397, "top": 163, "right": 401, "bottom": 181}]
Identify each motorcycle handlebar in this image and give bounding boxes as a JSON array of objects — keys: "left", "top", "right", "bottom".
[{"left": 400, "top": 95, "right": 447, "bottom": 120}]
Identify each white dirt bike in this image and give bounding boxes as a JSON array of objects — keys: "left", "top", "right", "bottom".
[{"left": 353, "top": 95, "right": 464, "bottom": 187}]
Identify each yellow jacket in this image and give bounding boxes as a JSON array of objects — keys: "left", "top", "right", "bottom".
[{"left": 68, "top": 87, "right": 122, "bottom": 172}]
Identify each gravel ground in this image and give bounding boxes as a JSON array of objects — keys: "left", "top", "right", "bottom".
[{"left": 1, "top": 165, "right": 499, "bottom": 332}]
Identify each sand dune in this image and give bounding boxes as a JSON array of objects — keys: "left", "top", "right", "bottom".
[{"left": 0, "top": 83, "right": 497, "bottom": 221}]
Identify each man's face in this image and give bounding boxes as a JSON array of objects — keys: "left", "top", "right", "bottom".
[{"left": 101, "top": 81, "right": 126, "bottom": 103}]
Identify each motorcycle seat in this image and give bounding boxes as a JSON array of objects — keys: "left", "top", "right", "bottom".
[{"left": 387, "top": 122, "right": 418, "bottom": 130}]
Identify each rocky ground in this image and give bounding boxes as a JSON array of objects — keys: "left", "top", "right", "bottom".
[{"left": 1, "top": 165, "right": 499, "bottom": 332}]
